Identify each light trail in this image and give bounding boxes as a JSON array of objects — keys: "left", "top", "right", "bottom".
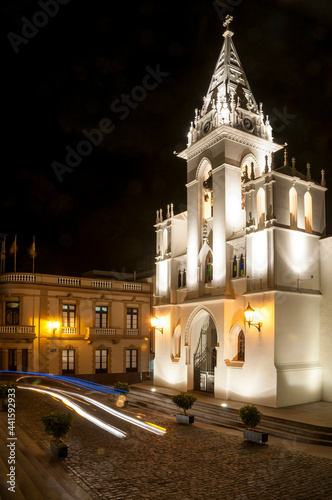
[
  {"left": 20, "top": 386, "right": 126, "bottom": 439},
  {"left": 24, "top": 385, "right": 167, "bottom": 436}
]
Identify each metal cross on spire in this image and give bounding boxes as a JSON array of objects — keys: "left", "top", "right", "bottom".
[{"left": 223, "top": 14, "right": 233, "bottom": 30}]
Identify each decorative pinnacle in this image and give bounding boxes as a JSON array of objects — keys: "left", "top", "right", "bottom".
[
  {"left": 321, "top": 169, "right": 326, "bottom": 187},
  {"left": 306, "top": 163, "right": 311, "bottom": 181},
  {"left": 223, "top": 14, "right": 233, "bottom": 30},
  {"left": 284, "top": 147, "right": 288, "bottom": 166}
]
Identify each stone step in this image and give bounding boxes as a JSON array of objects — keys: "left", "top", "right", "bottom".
[{"left": 127, "top": 388, "right": 332, "bottom": 446}]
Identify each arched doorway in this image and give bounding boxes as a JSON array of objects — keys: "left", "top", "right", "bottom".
[{"left": 193, "top": 315, "right": 217, "bottom": 392}]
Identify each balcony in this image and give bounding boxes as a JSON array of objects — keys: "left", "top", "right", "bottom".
[
  {"left": 0, "top": 325, "right": 36, "bottom": 342},
  {"left": 126, "top": 329, "right": 139, "bottom": 336},
  {"left": 61, "top": 327, "right": 77, "bottom": 335},
  {"left": 86, "top": 327, "right": 123, "bottom": 342}
]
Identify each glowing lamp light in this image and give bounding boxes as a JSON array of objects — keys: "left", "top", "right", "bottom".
[
  {"left": 48, "top": 321, "right": 60, "bottom": 334},
  {"left": 150, "top": 316, "right": 163, "bottom": 334},
  {"left": 244, "top": 303, "right": 262, "bottom": 332}
]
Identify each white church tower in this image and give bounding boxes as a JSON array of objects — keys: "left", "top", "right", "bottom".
[{"left": 153, "top": 16, "right": 329, "bottom": 407}]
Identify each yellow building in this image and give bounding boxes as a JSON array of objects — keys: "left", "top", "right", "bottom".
[{"left": 0, "top": 271, "right": 153, "bottom": 383}]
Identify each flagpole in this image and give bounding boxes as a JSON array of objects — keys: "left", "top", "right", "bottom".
[
  {"left": 3, "top": 237, "right": 6, "bottom": 273},
  {"left": 14, "top": 235, "right": 17, "bottom": 273},
  {"left": 32, "top": 235, "right": 35, "bottom": 274}
]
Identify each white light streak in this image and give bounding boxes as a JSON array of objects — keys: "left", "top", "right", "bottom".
[
  {"left": 19, "top": 386, "right": 126, "bottom": 439},
  {"left": 20, "top": 385, "right": 167, "bottom": 436}
]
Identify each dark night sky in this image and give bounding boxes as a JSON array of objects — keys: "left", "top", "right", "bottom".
[{"left": 1, "top": 0, "right": 332, "bottom": 276}]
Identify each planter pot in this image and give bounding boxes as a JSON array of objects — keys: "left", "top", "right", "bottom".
[
  {"left": 176, "top": 414, "right": 194, "bottom": 425},
  {"left": 243, "top": 429, "right": 269, "bottom": 444},
  {"left": 50, "top": 441, "right": 68, "bottom": 459}
]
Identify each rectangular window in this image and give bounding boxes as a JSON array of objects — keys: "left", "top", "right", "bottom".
[
  {"left": 6, "top": 302, "right": 19, "bottom": 325},
  {"left": 62, "top": 304, "right": 76, "bottom": 328},
  {"left": 95, "top": 349, "right": 108, "bottom": 373},
  {"left": 126, "top": 308, "right": 138, "bottom": 329},
  {"left": 126, "top": 349, "right": 138, "bottom": 372},
  {"left": 8, "top": 349, "right": 17, "bottom": 371},
  {"left": 62, "top": 349, "right": 75, "bottom": 374},
  {"left": 95, "top": 306, "right": 108, "bottom": 328}
]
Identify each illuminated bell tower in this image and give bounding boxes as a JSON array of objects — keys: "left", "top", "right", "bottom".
[{"left": 178, "top": 15, "right": 282, "bottom": 297}]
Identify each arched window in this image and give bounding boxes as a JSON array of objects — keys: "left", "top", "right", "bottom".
[
  {"left": 237, "top": 330, "right": 245, "bottom": 361},
  {"left": 256, "top": 187, "right": 266, "bottom": 229},
  {"left": 232, "top": 255, "right": 237, "bottom": 278},
  {"left": 183, "top": 270, "right": 186, "bottom": 287},
  {"left": 162, "top": 228, "right": 168, "bottom": 256},
  {"left": 178, "top": 270, "right": 182, "bottom": 288},
  {"left": 289, "top": 187, "right": 297, "bottom": 229},
  {"left": 203, "top": 168, "right": 213, "bottom": 219},
  {"left": 172, "top": 325, "right": 181, "bottom": 359},
  {"left": 240, "top": 254, "right": 244, "bottom": 276},
  {"left": 205, "top": 251, "right": 213, "bottom": 283},
  {"left": 304, "top": 191, "right": 312, "bottom": 234}
]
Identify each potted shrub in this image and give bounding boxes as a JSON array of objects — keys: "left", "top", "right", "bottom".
[
  {"left": 113, "top": 381, "right": 130, "bottom": 408},
  {"left": 239, "top": 404, "right": 268, "bottom": 444},
  {"left": 41, "top": 412, "right": 73, "bottom": 458},
  {"left": 171, "top": 392, "right": 197, "bottom": 424}
]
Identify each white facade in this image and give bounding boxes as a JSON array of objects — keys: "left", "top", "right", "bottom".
[{"left": 153, "top": 20, "right": 330, "bottom": 407}]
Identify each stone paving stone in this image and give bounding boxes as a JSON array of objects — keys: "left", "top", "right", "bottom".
[{"left": 15, "top": 388, "right": 332, "bottom": 499}]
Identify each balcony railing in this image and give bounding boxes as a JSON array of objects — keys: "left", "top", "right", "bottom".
[
  {"left": 89, "top": 328, "right": 117, "bottom": 335},
  {"left": 126, "top": 329, "right": 139, "bottom": 335},
  {"left": 123, "top": 283, "right": 142, "bottom": 291},
  {"left": 0, "top": 274, "right": 36, "bottom": 283},
  {"left": 61, "top": 327, "right": 77, "bottom": 335},
  {"left": 0, "top": 325, "right": 35, "bottom": 334}
]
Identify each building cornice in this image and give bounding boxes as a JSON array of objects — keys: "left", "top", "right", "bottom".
[{"left": 178, "top": 126, "right": 283, "bottom": 161}]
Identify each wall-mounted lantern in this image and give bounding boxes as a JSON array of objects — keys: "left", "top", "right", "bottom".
[
  {"left": 244, "top": 303, "right": 262, "bottom": 332},
  {"left": 150, "top": 316, "right": 163, "bottom": 334},
  {"left": 48, "top": 321, "right": 60, "bottom": 335}
]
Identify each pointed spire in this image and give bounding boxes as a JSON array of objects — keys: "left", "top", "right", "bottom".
[
  {"left": 156, "top": 210, "right": 160, "bottom": 224},
  {"left": 166, "top": 204, "right": 170, "bottom": 219},
  {"left": 170, "top": 203, "right": 174, "bottom": 218},
  {"left": 306, "top": 163, "right": 311, "bottom": 181},
  {"left": 291, "top": 157, "right": 296, "bottom": 176},
  {"left": 270, "top": 152, "right": 275, "bottom": 171},
  {"left": 203, "top": 18, "right": 257, "bottom": 119},
  {"left": 185, "top": 19, "right": 275, "bottom": 148},
  {"left": 159, "top": 209, "right": 163, "bottom": 223},
  {"left": 321, "top": 170, "right": 326, "bottom": 187}
]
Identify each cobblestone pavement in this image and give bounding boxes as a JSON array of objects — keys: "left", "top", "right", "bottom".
[{"left": 16, "top": 388, "right": 332, "bottom": 500}]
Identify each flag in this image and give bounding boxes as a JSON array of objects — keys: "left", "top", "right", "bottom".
[
  {"left": 9, "top": 235, "right": 17, "bottom": 272},
  {"left": 1, "top": 239, "right": 5, "bottom": 260},
  {"left": 0, "top": 238, "right": 5, "bottom": 273},
  {"left": 28, "top": 235, "right": 37, "bottom": 259},
  {"left": 9, "top": 235, "right": 17, "bottom": 256}
]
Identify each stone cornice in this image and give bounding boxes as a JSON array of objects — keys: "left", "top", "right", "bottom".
[{"left": 178, "top": 126, "right": 283, "bottom": 161}]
